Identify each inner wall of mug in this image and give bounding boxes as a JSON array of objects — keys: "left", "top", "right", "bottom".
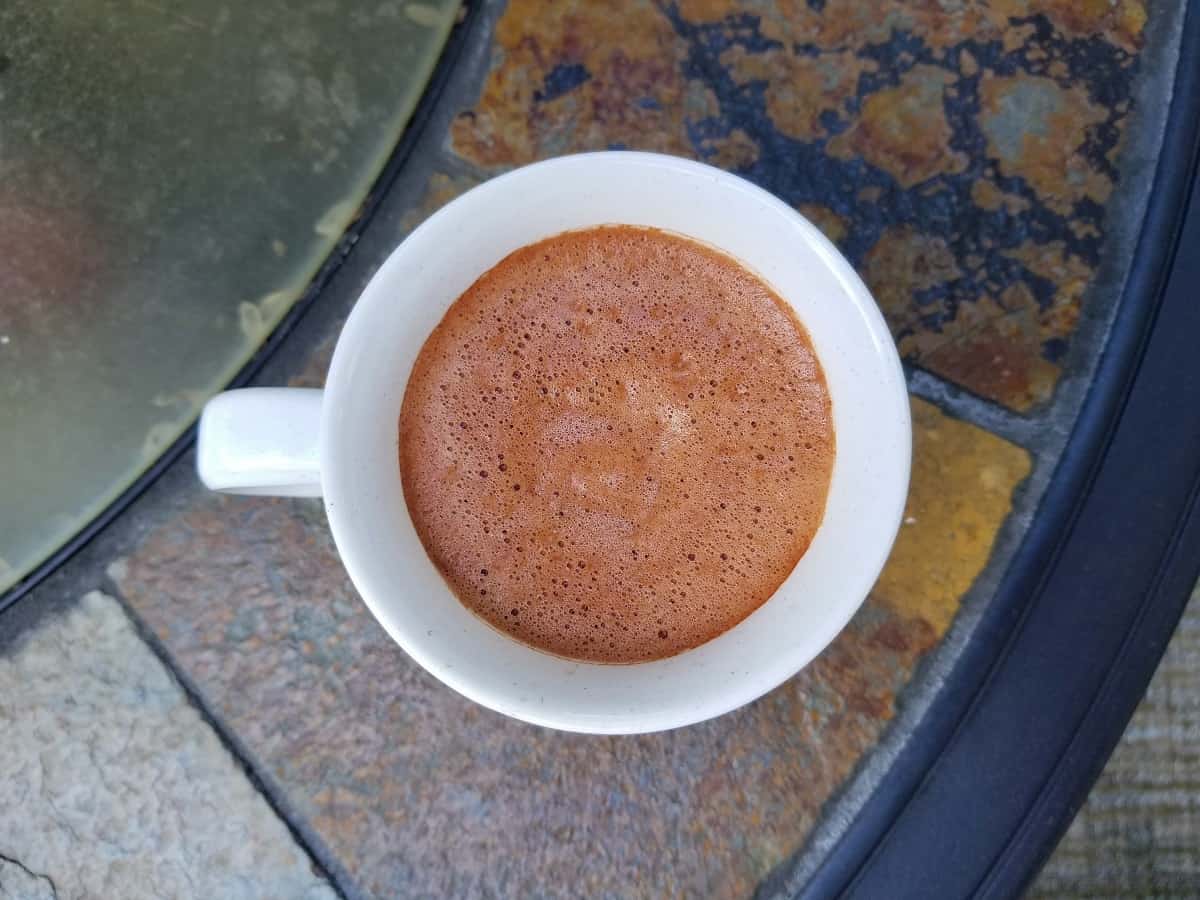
[{"left": 321, "top": 153, "right": 909, "bottom": 733}]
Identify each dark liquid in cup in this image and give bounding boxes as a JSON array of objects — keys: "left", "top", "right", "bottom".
[{"left": 399, "top": 226, "right": 834, "bottom": 663}]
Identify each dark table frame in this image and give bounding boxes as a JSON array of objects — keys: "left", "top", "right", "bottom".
[{"left": 802, "top": 4, "right": 1200, "bottom": 895}]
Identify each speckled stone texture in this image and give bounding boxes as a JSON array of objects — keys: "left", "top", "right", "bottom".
[
  {"left": 0, "top": 591, "right": 336, "bottom": 900},
  {"left": 1031, "top": 584, "right": 1200, "bottom": 898},
  {"left": 110, "top": 383, "right": 1028, "bottom": 897},
  {"left": 450, "top": 0, "right": 1148, "bottom": 411}
]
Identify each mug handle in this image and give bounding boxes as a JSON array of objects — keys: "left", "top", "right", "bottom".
[{"left": 196, "top": 388, "right": 323, "bottom": 497}]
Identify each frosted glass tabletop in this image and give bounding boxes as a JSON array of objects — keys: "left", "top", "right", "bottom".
[{"left": 0, "top": 0, "right": 460, "bottom": 593}]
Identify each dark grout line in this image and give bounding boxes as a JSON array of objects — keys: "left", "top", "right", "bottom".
[
  {"left": 905, "top": 367, "right": 1042, "bottom": 451},
  {"left": 98, "top": 572, "right": 363, "bottom": 900}
]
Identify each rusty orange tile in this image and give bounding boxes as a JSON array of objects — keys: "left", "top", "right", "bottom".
[
  {"left": 446, "top": 0, "right": 1147, "bottom": 412},
  {"left": 991, "top": 0, "right": 1147, "bottom": 52},
  {"left": 797, "top": 203, "right": 849, "bottom": 247},
  {"left": 828, "top": 65, "right": 967, "bottom": 188},
  {"left": 449, "top": 0, "right": 704, "bottom": 166},
  {"left": 970, "top": 179, "right": 1031, "bottom": 214},
  {"left": 979, "top": 73, "right": 1111, "bottom": 215},
  {"left": 699, "top": 126, "right": 760, "bottom": 170},
  {"left": 864, "top": 225, "right": 1069, "bottom": 409},
  {"left": 722, "top": 45, "right": 874, "bottom": 143},
  {"left": 864, "top": 226, "right": 963, "bottom": 333}
]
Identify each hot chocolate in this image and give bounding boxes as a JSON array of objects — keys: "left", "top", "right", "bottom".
[{"left": 399, "top": 226, "right": 834, "bottom": 663}]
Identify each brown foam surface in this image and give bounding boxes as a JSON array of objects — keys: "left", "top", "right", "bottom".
[{"left": 399, "top": 226, "right": 834, "bottom": 663}]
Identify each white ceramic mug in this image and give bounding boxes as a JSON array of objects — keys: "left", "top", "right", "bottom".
[{"left": 197, "top": 152, "right": 910, "bottom": 734}]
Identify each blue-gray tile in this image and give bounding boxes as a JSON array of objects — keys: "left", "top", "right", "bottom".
[{"left": 0, "top": 591, "right": 336, "bottom": 900}]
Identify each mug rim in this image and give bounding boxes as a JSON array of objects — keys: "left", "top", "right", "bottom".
[{"left": 319, "top": 151, "right": 911, "bottom": 733}]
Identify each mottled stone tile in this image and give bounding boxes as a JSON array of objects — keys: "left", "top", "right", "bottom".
[
  {"left": 720, "top": 44, "right": 873, "bottom": 144},
  {"left": 827, "top": 65, "right": 967, "bottom": 188},
  {"left": 875, "top": 399, "right": 1032, "bottom": 633},
  {"left": 450, "top": 0, "right": 703, "bottom": 165},
  {"left": 978, "top": 73, "right": 1111, "bottom": 214},
  {"left": 795, "top": 203, "right": 849, "bottom": 247},
  {"left": 992, "top": 0, "right": 1147, "bottom": 54},
  {"left": 0, "top": 591, "right": 335, "bottom": 900},
  {"left": 110, "top": 396, "right": 1026, "bottom": 898},
  {"left": 448, "top": 0, "right": 1150, "bottom": 410},
  {"left": 700, "top": 126, "right": 761, "bottom": 170},
  {"left": 865, "top": 228, "right": 1066, "bottom": 409}
]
